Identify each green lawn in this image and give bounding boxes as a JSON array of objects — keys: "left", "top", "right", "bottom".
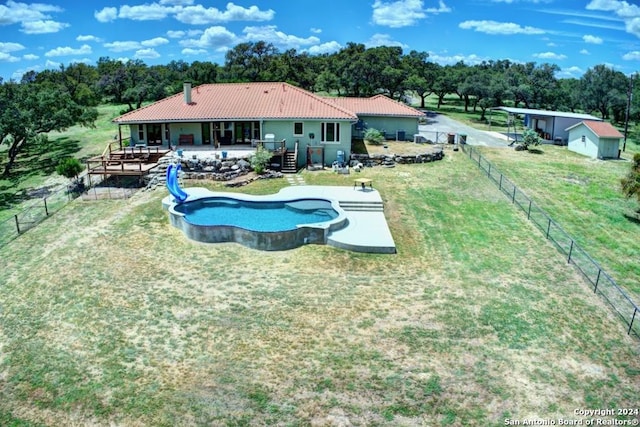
[
  {"left": 0, "top": 150, "right": 638, "bottom": 426},
  {"left": 0, "top": 104, "right": 128, "bottom": 221},
  {"left": 473, "top": 145, "right": 640, "bottom": 301}
]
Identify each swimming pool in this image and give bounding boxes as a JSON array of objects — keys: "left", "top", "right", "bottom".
[
  {"left": 174, "top": 197, "right": 339, "bottom": 231},
  {"left": 165, "top": 189, "right": 348, "bottom": 251}
]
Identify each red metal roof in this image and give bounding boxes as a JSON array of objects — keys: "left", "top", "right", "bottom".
[
  {"left": 328, "top": 94, "right": 425, "bottom": 117},
  {"left": 113, "top": 82, "right": 359, "bottom": 124},
  {"left": 580, "top": 120, "right": 624, "bottom": 138}
]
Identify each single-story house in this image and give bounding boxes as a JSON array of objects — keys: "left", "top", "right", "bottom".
[
  {"left": 328, "top": 95, "right": 425, "bottom": 141},
  {"left": 566, "top": 120, "right": 623, "bottom": 159},
  {"left": 490, "top": 107, "right": 602, "bottom": 144},
  {"left": 112, "top": 82, "right": 425, "bottom": 169}
]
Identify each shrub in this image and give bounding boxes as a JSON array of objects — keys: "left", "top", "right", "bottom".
[
  {"left": 364, "top": 128, "right": 385, "bottom": 145},
  {"left": 621, "top": 152, "right": 640, "bottom": 213},
  {"left": 517, "top": 128, "right": 541, "bottom": 151},
  {"left": 250, "top": 146, "right": 272, "bottom": 174},
  {"left": 56, "top": 157, "right": 83, "bottom": 181}
]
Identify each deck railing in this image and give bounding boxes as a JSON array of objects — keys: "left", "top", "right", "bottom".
[{"left": 257, "top": 139, "right": 286, "bottom": 154}]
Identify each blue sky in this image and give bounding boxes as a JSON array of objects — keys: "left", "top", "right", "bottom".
[{"left": 1, "top": 0, "right": 639, "bottom": 82}]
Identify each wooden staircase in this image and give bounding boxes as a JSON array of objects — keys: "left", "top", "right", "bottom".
[{"left": 282, "top": 151, "right": 298, "bottom": 174}]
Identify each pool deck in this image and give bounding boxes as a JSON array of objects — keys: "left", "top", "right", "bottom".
[
  {"left": 277, "top": 186, "right": 396, "bottom": 254},
  {"left": 164, "top": 185, "right": 396, "bottom": 254}
]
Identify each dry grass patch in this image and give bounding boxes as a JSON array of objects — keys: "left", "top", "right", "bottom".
[{"left": 0, "top": 150, "right": 638, "bottom": 426}]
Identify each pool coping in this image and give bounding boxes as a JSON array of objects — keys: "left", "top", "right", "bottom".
[{"left": 162, "top": 185, "right": 396, "bottom": 254}]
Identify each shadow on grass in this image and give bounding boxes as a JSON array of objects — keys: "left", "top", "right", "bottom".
[
  {"left": 527, "top": 148, "right": 545, "bottom": 155},
  {"left": 0, "top": 136, "right": 81, "bottom": 210},
  {"left": 623, "top": 212, "right": 640, "bottom": 225}
]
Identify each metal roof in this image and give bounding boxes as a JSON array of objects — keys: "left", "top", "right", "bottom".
[{"left": 492, "top": 106, "right": 602, "bottom": 121}]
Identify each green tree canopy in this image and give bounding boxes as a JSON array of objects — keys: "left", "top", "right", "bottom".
[
  {"left": 621, "top": 153, "right": 640, "bottom": 213},
  {"left": 0, "top": 81, "right": 98, "bottom": 177}
]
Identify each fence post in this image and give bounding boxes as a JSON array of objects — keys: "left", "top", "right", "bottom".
[
  {"left": 499, "top": 174, "right": 503, "bottom": 191},
  {"left": 14, "top": 214, "right": 20, "bottom": 234},
  {"left": 594, "top": 269, "right": 601, "bottom": 293},
  {"left": 488, "top": 163, "right": 491, "bottom": 178},
  {"left": 44, "top": 197, "right": 49, "bottom": 216},
  {"left": 629, "top": 308, "right": 637, "bottom": 335},
  {"left": 567, "top": 240, "right": 574, "bottom": 263},
  {"left": 546, "top": 218, "right": 551, "bottom": 239},
  {"left": 512, "top": 186, "right": 517, "bottom": 203},
  {"left": 527, "top": 200, "right": 532, "bottom": 220}
]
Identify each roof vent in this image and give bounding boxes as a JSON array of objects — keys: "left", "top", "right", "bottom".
[{"left": 184, "top": 82, "right": 192, "bottom": 105}]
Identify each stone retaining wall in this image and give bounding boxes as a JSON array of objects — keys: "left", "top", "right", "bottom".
[
  {"left": 350, "top": 147, "right": 444, "bottom": 168},
  {"left": 144, "top": 154, "right": 282, "bottom": 189},
  {"left": 145, "top": 147, "right": 445, "bottom": 189}
]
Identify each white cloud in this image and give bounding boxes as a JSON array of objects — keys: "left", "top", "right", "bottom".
[
  {"left": 426, "top": 0, "right": 451, "bottom": 13},
  {"left": 94, "top": 7, "right": 117, "bottom": 23},
  {"left": 490, "top": 0, "right": 551, "bottom": 3},
  {"left": 44, "top": 59, "right": 60, "bottom": 69},
  {"left": 0, "top": 52, "right": 21, "bottom": 62},
  {"left": 459, "top": 20, "right": 545, "bottom": 35},
  {"left": 175, "top": 3, "right": 274, "bottom": 25},
  {"left": 77, "top": 34, "right": 103, "bottom": 42},
  {"left": 45, "top": 44, "right": 92, "bottom": 57},
  {"left": 134, "top": 48, "right": 161, "bottom": 59},
  {"left": 160, "top": 0, "right": 194, "bottom": 5},
  {"left": 310, "top": 28, "right": 322, "bottom": 34},
  {"left": 557, "top": 65, "right": 583, "bottom": 78},
  {"left": 0, "top": 42, "right": 25, "bottom": 52},
  {"left": 180, "top": 26, "right": 238, "bottom": 49},
  {"left": 533, "top": 51, "right": 567, "bottom": 60},
  {"left": 587, "top": 0, "right": 640, "bottom": 37},
  {"left": 20, "top": 19, "right": 68, "bottom": 34},
  {"left": 181, "top": 48, "right": 207, "bottom": 55},
  {"left": 0, "top": 0, "right": 63, "bottom": 25},
  {"left": 580, "top": 49, "right": 591, "bottom": 54},
  {"left": 119, "top": 3, "right": 179, "bottom": 21},
  {"left": 167, "top": 29, "right": 201, "bottom": 38},
  {"left": 583, "top": 34, "right": 603, "bottom": 44},
  {"left": 307, "top": 41, "right": 342, "bottom": 55},
  {"left": 141, "top": 37, "right": 169, "bottom": 47},
  {"left": 365, "top": 33, "right": 408, "bottom": 48},
  {"left": 622, "top": 50, "right": 640, "bottom": 60},
  {"left": 23, "top": 53, "right": 38, "bottom": 60},
  {"left": 427, "top": 51, "right": 489, "bottom": 65},
  {"left": 104, "top": 41, "right": 142, "bottom": 52},
  {"left": 167, "top": 30, "right": 185, "bottom": 38},
  {"left": 372, "top": 0, "right": 427, "bottom": 28},
  {"left": 242, "top": 25, "right": 320, "bottom": 49}
]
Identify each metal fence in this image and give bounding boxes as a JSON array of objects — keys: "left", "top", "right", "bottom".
[
  {"left": 0, "top": 175, "right": 137, "bottom": 249},
  {"left": 461, "top": 143, "right": 639, "bottom": 340},
  {"left": 0, "top": 185, "right": 77, "bottom": 248}
]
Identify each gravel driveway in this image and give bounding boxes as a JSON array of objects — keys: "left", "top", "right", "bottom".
[{"left": 418, "top": 113, "right": 515, "bottom": 147}]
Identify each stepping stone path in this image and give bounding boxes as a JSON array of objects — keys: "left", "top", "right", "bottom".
[{"left": 285, "top": 175, "right": 306, "bottom": 186}]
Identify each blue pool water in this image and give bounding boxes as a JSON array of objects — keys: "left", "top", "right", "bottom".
[{"left": 174, "top": 197, "right": 339, "bottom": 232}]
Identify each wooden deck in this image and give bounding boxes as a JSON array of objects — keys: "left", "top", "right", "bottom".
[{"left": 87, "top": 146, "right": 170, "bottom": 177}]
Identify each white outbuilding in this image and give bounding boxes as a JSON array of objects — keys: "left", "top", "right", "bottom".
[{"left": 565, "top": 120, "right": 623, "bottom": 159}]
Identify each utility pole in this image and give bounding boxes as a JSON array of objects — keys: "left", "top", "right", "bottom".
[{"left": 623, "top": 73, "right": 636, "bottom": 153}]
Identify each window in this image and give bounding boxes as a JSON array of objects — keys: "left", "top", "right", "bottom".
[
  {"left": 138, "top": 124, "right": 144, "bottom": 142},
  {"left": 581, "top": 135, "right": 586, "bottom": 143},
  {"left": 293, "top": 122, "right": 303, "bottom": 136},
  {"left": 321, "top": 122, "right": 340, "bottom": 143}
]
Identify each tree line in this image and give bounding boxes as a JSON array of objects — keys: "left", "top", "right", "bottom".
[{"left": 1, "top": 40, "right": 639, "bottom": 177}]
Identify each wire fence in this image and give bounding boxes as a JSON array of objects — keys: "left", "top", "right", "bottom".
[
  {"left": 0, "top": 184, "right": 76, "bottom": 248},
  {"left": 0, "top": 174, "right": 138, "bottom": 249},
  {"left": 461, "top": 143, "right": 639, "bottom": 340}
]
